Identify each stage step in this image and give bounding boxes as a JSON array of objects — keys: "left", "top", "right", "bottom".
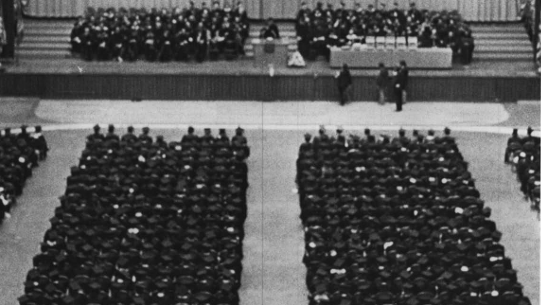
[
  {"left": 19, "top": 42, "right": 70, "bottom": 51},
  {"left": 25, "top": 23, "right": 73, "bottom": 31},
  {"left": 475, "top": 53, "right": 533, "bottom": 61},
  {"left": 474, "top": 39, "right": 532, "bottom": 47},
  {"left": 25, "top": 28, "right": 71, "bottom": 36},
  {"left": 17, "top": 49, "right": 71, "bottom": 59},
  {"left": 475, "top": 45, "right": 532, "bottom": 54},
  {"left": 470, "top": 25, "right": 525, "bottom": 33},
  {"left": 23, "top": 35, "right": 70, "bottom": 43},
  {"left": 473, "top": 32, "right": 529, "bottom": 40},
  {"left": 470, "top": 24, "right": 532, "bottom": 63}
]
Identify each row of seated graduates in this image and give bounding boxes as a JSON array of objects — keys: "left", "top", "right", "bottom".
[
  {"left": 295, "top": 1, "right": 473, "bottom": 61},
  {"left": 0, "top": 125, "right": 48, "bottom": 223},
  {"left": 18, "top": 124, "right": 250, "bottom": 305},
  {"left": 504, "top": 127, "right": 540, "bottom": 212},
  {"left": 70, "top": 1, "right": 249, "bottom": 62},
  {"left": 297, "top": 126, "right": 531, "bottom": 305}
]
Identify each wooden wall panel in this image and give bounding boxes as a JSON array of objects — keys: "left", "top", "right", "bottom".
[
  {"left": 282, "top": 0, "right": 300, "bottom": 20},
  {"left": 24, "top": 0, "right": 522, "bottom": 21},
  {"left": 245, "top": 0, "right": 262, "bottom": 20},
  {"left": 0, "top": 73, "right": 538, "bottom": 102}
]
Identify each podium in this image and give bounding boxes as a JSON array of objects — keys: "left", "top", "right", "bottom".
[{"left": 252, "top": 38, "right": 290, "bottom": 68}]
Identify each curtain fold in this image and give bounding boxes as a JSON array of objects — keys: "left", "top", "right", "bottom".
[{"left": 25, "top": 0, "right": 521, "bottom": 21}]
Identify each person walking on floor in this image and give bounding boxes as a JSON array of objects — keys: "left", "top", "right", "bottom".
[
  {"left": 336, "top": 63, "right": 352, "bottom": 106},
  {"left": 376, "top": 62, "right": 390, "bottom": 105}
]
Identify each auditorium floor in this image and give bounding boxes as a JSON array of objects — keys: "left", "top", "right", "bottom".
[{"left": 0, "top": 99, "right": 538, "bottom": 305}]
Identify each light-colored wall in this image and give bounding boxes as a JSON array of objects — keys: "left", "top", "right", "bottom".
[{"left": 25, "top": 0, "right": 520, "bottom": 21}]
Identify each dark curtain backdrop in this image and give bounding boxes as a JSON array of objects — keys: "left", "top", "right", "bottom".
[{"left": 26, "top": 0, "right": 520, "bottom": 21}]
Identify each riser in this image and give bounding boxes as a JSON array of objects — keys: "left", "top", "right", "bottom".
[
  {"left": 17, "top": 53, "right": 71, "bottom": 59},
  {"left": 473, "top": 33, "right": 529, "bottom": 39},
  {"left": 476, "top": 46, "right": 532, "bottom": 53},
  {"left": 16, "top": 49, "right": 71, "bottom": 57},
  {"left": 25, "top": 25, "right": 73, "bottom": 31},
  {"left": 475, "top": 59, "right": 533, "bottom": 63},
  {"left": 25, "top": 30, "right": 71, "bottom": 36},
  {"left": 470, "top": 27, "right": 525, "bottom": 33},
  {"left": 475, "top": 55, "right": 532, "bottom": 61},
  {"left": 475, "top": 51, "right": 532, "bottom": 56},
  {"left": 24, "top": 36, "right": 71, "bottom": 42},
  {"left": 475, "top": 40, "right": 532, "bottom": 46}
]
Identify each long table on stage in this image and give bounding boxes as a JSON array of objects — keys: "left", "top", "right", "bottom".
[{"left": 330, "top": 47, "right": 453, "bottom": 69}]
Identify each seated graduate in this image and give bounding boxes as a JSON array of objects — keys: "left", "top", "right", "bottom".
[{"left": 259, "top": 18, "right": 280, "bottom": 39}]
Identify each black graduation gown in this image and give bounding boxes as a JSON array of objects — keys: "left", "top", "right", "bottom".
[{"left": 194, "top": 29, "right": 209, "bottom": 62}]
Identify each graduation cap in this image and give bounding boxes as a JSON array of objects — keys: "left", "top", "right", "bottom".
[
  {"left": 17, "top": 295, "right": 31, "bottom": 305},
  {"left": 61, "top": 295, "right": 76, "bottom": 305},
  {"left": 333, "top": 258, "right": 346, "bottom": 268},
  {"left": 316, "top": 267, "right": 327, "bottom": 276},
  {"left": 88, "top": 281, "right": 102, "bottom": 291},
  {"left": 155, "top": 281, "right": 169, "bottom": 290},
  {"left": 400, "top": 270, "right": 412, "bottom": 280},
  {"left": 160, "top": 254, "right": 173, "bottom": 263},
  {"left": 380, "top": 270, "right": 392, "bottom": 279},
  {"left": 340, "top": 299, "right": 351, "bottom": 305},
  {"left": 81, "top": 244, "right": 93, "bottom": 252},
  {"left": 69, "top": 281, "right": 82, "bottom": 291},
  {"left": 195, "top": 292, "right": 212, "bottom": 302},
  {"left": 116, "top": 256, "right": 130, "bottom": 268},
  {"left": 315, "top": 283, "right": 328, "bottom": 294}
]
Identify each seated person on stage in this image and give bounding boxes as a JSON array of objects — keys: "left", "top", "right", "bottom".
[
  {"left": 260, "top": 18, "right": 280, "bottom": 40},
  {"left": 293, "top": 1, "right": 473, "bottom": 60},
  {"left": 71, "top": 1, "right": 249, "bottom": 62},
  {"left": 310, "top": 21, "right": 329, "bottom": 60},
  {"left": 296, "top": 16, "right": 312, "bottom": 58}
]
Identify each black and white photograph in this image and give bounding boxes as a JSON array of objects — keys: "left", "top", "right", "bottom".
[{"left": 0, "top": 1, "right": 539, "bottom": 305}]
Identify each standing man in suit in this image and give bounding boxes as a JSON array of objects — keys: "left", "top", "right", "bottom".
[
  {"left": 260, "top": 18, "right": 280, "bottom": 39},
  {"left": 376, "top": 62, "right": 389, "bottom": 105},
  {"left": 336, "top": 63, "right": 352, "bottom": 106},
  {"left": 393, "top": 60, "right": 408, "bottom": 111}
]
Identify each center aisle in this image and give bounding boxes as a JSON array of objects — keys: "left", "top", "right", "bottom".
[{"left": 259, "top": 129, "right": 307, "bottom": 304}]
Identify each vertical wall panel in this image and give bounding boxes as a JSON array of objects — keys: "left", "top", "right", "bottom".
[
  {"left": 245, "top": 0, "right": 261, "bottom": 19},
  {"left": 282, "top": 0, "right": 300, "bottom": 19},
  {"left": 262, "top": 1, "right": 281, "bottom": 19},
  {"left": 0, "top": 74, "right": 539, "bottom": 101},
  {"left": 478, "top": 0, "right": 486, "bottom": 21},
  {"left": 24, "top": 0, "right": 522, "bottom": 20}
]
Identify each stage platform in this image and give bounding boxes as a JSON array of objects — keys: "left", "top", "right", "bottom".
[{"left": 0, "top": 57, "right": 538, "bottom": 102}]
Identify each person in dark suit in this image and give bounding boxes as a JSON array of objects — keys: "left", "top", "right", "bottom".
[
  {"left": 336, "top": 64, "right": 352, "bottom": 106},
  {"left": 260, "top": 18, "right": 280, "bottom": 39},
  {"left": 393, "top": 60, "right": 408, "bottom": 111},
  {"left": 376, "top": 62, "right": 390, "bottom": 104}
]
